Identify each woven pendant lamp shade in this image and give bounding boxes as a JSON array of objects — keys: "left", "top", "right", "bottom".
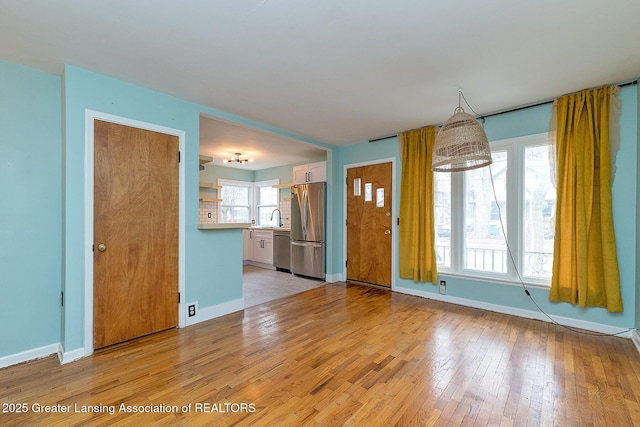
[{"left": 432, "top": 107, "right": 492, "bottom": 172}]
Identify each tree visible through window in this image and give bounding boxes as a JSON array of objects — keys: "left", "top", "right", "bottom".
[
  {"left": 433, "top": 133, "right": 556, "bottom": 285},
  {"left": 219, "top": 181, "right": 251, "bottom": 223}
]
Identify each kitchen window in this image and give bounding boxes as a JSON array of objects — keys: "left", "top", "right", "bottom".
[
  {"left": 435, "top": 132, "right": 556, "bottom": 286},
  {"left": 254, "top": 179, "right": 279, "bottom": 226},
  {"left": 218, "top": 180, "right": 252, "bottom": 223},
  {"left": 218, "top": 179, "right": 280, "bottom": 226}
]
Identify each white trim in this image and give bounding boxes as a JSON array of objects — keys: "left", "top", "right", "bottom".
[
  {"left": 185, "top": 298, "right": 244, "bottom": 326},
  {"left": 343, "top": 157, "right": 396, "bottom": 289},
  {"left": 325, "top": 272, "right": 344, "bottom": 283},
  {"left": 439, "top": 132, "right": 554, "bottom": 286},
  {"left": 395, "top": 285, "right": 633, "bottom": 337},
  {"left": 0, "top": 344, "right": 59, "bottom": 369},
  {"left": 83, "top": 110, "right": 186, "bottom": 357},
  {"left": 632, "top": 330, "right": 640, "bottom": 354},
  {"left": 217, "top": 178, "right": 253, "bottom": 224},
  {"left": 57, "top": 344, "right": 85, "bottom": 365}
]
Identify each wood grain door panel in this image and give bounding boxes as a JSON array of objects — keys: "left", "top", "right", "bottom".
[
  {"left": 93, "top": 120, "right": 179, "bottom": 349},
  {"left": 346, "top": 162, "right": 392, "bottom": 287}
]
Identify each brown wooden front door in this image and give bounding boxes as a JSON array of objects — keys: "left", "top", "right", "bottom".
[
  {"left": 346, "top": 162, "right": 393, "bottom": 287},
  {"left": 93, "top": 120, "right": 179, "bottom": 349}
]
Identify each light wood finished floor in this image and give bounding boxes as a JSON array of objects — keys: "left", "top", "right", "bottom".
[{"left": 2, "top": 283, "right": 640, "bottom": 426}]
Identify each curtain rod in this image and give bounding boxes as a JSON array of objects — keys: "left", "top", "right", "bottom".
[{"left": 368, "top": 79, "right": 638, "bottom": 143}]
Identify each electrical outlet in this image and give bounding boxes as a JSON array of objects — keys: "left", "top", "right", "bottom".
[
  {"left": 188, "top": 304, "right": 196, "bottom": 317},
  {"left": 207, "top": 212, "right": 211, "bottom": 218},
  {"left": 439, "top": 280, "right": 446, "bottom": 295}
]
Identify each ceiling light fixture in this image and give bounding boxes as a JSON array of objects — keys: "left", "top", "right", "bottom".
[
  {"left": 432, "top": 91, "right": 492, "bottom": 172},
  {"left": 223, "top": 152, "right": 254, "bottom": 164}
]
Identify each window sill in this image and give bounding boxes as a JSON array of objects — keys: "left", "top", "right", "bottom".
[{"left": 437, "top": 270, "right": 551, "bottom": 290}]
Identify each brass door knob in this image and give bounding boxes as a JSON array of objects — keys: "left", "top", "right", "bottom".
[
  {"left": 97, "top": 243, "right": 107, "bottom": 252},
  {"left": 384, "top": 230, "right": 391, "bottom": 235}
]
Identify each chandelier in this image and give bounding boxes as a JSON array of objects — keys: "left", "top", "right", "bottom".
[{"left": 223, "top": 153, "right": 254, "bottom": 164}]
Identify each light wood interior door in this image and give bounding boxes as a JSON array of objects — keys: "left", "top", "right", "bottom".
[
  {"left": 346, "top": 162, "right": 392, "bottom": 287},
  {"left": 93, "top": 120, "right": 179, "bottom": 349}
]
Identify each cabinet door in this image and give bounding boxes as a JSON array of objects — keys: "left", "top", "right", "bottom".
[
  {"left": 293, "top": 161, "right": 327, "bottom": 184},
  {"left": 252, "top": 230, "right": 274, "bottom": 264},
  {"left": 253, "top": 237, "right": 274, "bottom": 264},
  {"left": 293, "top": 165, "right": 309, "bottom": 184},
  {"left": 307, "top": 161, "right": 326, "bottom": 183},
  {"left": 243, "top": 229, "right": 253, "bottom": 261}
]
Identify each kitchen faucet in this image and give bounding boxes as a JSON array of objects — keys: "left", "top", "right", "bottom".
[{"left": 270, "top": 209, "right": 283, "bottom": 227}]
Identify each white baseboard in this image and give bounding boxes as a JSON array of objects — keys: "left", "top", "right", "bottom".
[
  {"left": 325, "top": 272, "right": 344, "bottom": 283},
  {"left": 0, "top": 343, "right": 59, "bottom": 369},
  {"left": 245, "top": 261, "right": 276, "bottom": 270},
  {"left": 632, "top": 330, "right": 640, "bottom": 354},
  {"left": 57, "top": 344, "right": 86, "bottom": 365},
  {"left": 185, "top": 298, "right": 244, "bottom": 326},
  {"left": 395, "top": 285, "right": 633, "bottom": 338}
]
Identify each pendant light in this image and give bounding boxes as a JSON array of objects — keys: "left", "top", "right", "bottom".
[
  {"left": 432, "top": 92, "right": 492, "bottom": 172},
  {"left": 223, "top": 153, "right": 254, "bottom": 164}
]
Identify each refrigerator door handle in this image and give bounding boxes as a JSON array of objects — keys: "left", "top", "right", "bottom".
[
  {"left": 302, "top": 187, "right": 309, "bottom": 238},
  {"left": 291, "top": 241, "right": 323, "bottom": 248}
]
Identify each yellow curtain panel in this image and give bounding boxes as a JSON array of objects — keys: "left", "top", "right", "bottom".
[
  {"left": 549, "top": 85, "right": 622, "bottom": 312},
  {"left": 399, "top": 126, "right": 438, "bottom": 283}
]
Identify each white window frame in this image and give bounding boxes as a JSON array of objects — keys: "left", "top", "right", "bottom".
[
  {"left": 437, "top": 132, "right": 553, "bottom": 289},
  {"left": 217, "top": 179, "right": 252, "bottom": 224},
  {"left": 253, "top": 179, "right": 280, "bottom": 226}
]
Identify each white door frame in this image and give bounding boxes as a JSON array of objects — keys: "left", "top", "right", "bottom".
[
  {"left": 83, "top": 110, "right": 186, "bottom": 356},
  {"left": 343, "top": 157, "right": 396, "bottom": 289}
]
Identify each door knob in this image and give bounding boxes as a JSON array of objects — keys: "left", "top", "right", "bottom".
[
  {"left": 384, "top": 230, "right": 391, "bottom": 235},
  {"left": 97, "top": 243, "right": 107, "bottom": 252}
]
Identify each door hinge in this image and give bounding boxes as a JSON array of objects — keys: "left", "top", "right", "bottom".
[
  {"left": 178, "top": 292, "right": 181, "bottom": 303},
  {"left": 397, "top": 217, "right": 400, "bottom": 226},
  {"left": 61, "top": 291, "right": 64, "bottom": 307},
  {"left": 346, "top": 260, "right": 348, "bottom": 267},
  {"left": 178, "top": 151, "right": 181, "bottom": 163}
]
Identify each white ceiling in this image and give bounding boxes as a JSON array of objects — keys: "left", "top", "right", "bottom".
[
  {"left": 2, "top": 0, "right": 639, "bottom": 167},
  {"left": 200, "top": 114, "right": 326, "bottom": 170}
]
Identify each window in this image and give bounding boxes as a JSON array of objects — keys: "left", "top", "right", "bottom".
[
  {"left": 434, "top": 133, "right": 556, "bottom": 286},
  {"left": 254, "top": 180, "right": 279, "bottom": 226},
  {"left": 219, "top": 180, "right": 252, "bottom": 223},
  {"left": 218, "top": 179, "right": 280, "bottom": 226},
  {"left": 464, "top": 150, "right": 507, "bottom": 273},
  {"left": 522, "top": 144, "right": 555, "bottom": 279}
]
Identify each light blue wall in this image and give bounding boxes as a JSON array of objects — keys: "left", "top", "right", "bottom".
[
  {"left": 61, "top": 65, "right": 332, "bottom": 354},
  {"left": 60, "top": 66, "right": 241, "bottom": 352},
  {"left": 5, "top": 55, "right": 634, "bottom": 359},
  {"left": 335, "top": 85, "right": 639, "bottom": 330},
  {"left": 0, "top": 60, "right": 62, "bottom": 357},
  {"left": 201, "top": 164, "right": 255, "bottom": 184}
]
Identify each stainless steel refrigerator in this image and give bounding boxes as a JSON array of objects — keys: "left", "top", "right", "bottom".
[{"left": 290, "top": 182, "right": 326, "bottom": 279}]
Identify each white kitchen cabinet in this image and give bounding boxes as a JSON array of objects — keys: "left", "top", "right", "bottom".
[
  {"left": 293, "top": 161, "right": 326, "bottom": 184},
  {"left": 252, "top": 229, "right": 273, "bottom": 265},
  {"left": 242, "top": 229, "right": 254, "bottom": 261}
]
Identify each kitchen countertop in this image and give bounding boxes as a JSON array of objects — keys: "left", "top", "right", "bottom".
[
  {"left": 250, "top": 226, "right": 291, "bottom": 231},
  {"left": 197, "top": 223, "right": 251, "bottom": 230}
]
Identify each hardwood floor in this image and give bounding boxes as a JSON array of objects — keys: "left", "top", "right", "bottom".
[{"left": 2, "top": 283, "right": 640, "bottom": 426}]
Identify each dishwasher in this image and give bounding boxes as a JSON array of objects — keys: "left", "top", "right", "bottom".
[{"left": 273, "top": 230, "right": 291, "bottom": 273}]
